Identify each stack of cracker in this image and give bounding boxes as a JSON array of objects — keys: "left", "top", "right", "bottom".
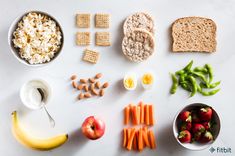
[{"left": 122, "top": 12, "right": 155, "bottom": 62}]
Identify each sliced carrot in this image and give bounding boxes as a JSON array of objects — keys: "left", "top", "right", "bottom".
[
  {"left": 123, "top": 128, "right": 127, "bottom": 147},
  {"left": 126, "top": 128, "right": 131, "bottom": 148},
  {"left": 129, "top": 104, "right": 135, "bottom": 125},
  {"left": 142, "top": 127, "right": 150, "bottom": 147},
  {"left": 133, "top": 131, "right": 138, "bottom": 150},
  {"left": 148, "top": 130, "right": 156, "bottom": 149},
  {"left": 144, "top": 104, "right": 150, "bottom": 125},
  {"left": 127, "top": 128, "right": 136, "bottom": 150},
  {"left": 149, "top": 105, "right": 155, "bottom": 126},
  {"left": 132, "top": 106, "right": 138, "bottom": 125},
  {"left": 124, "top": 106, "right": 130, "bottom": 125},
  {"left": 138, "top": 128, "right": 144, "bottom": 151},
  {"left": 136, "top": 106, "right": 140, "bottom": 125},
  {"left": 139, "top": 101, "right": 144, "bottom": 124}
]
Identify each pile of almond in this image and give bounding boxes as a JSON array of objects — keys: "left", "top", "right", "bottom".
[{"left": 70, "top": 73, "right": 109, "bottom": 100}]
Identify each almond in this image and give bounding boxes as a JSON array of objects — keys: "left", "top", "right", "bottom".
[
  {"left": 95, "top": 81, "right": 101, "bottom": 89},
  {"left": 84, "top": 92, "right": 92, "bottom": 98},
  {"left": 84, "top": 85, "right": 89, "bottom": 92},
  {"left": 102, "top": 82, "right": 109, "bottom": 88},
  {"left": 99, "top": 89, "right": 104, "bottom": 97},
  {"left": 77, "top": 84, "right": 84, "bottom": 90},
  {"left": 95, "top": 73, "right": 102, "bottom": 79},
  {"left": 80, "top": 79, "right": 87, "bottom": 83},
  {"left": 91, "top": 89, "right": 99, "bottom": 96},
  {"left": 78, "top": 93, "right": 84, "bottom": 100},
  {"left": 90, "top": 84, "right": 95, "bottom": 90},
  {"left": 72, "top": 81, "right": 77, "bottom": 88},
  {"left": 70, "top": 75, "right": 77, "bottom": 80},
  {"left": 89, "top": 78, "right": 95, "bottom": 83}
]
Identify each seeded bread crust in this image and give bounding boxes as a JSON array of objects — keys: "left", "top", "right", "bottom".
[{"left": 172, "top": 17, "right": 217, "bottom": 53}]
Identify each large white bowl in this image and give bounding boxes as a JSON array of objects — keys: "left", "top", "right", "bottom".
[
  {"left": 173, "top": 103, "right": 221, "bottom": 151},
  {"left": 8, "top": 10, "right": 64, "bottom": 67}
]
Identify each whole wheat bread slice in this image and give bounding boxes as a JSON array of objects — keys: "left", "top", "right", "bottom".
[{"left": 172, "top": 17, "right": 217, "bottom": 53}]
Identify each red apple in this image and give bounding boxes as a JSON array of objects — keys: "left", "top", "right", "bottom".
[{"left": 82, "top": 116, "right": 105, "bottom": 140}]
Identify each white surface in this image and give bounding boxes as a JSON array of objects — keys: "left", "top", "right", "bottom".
[{"left": 0, "top": 0, "right": 235, "bottom": 155}]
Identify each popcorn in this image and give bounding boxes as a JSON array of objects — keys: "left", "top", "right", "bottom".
[{"left": 12, "top": 12, "right": 62, "bottom": 64}]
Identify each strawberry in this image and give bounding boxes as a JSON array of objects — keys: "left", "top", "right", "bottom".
[
  {"left": 200, "top": 131, "right": 213, "bottom": 143},
  {"left": 179, "top": 111, "right": 192, "bottom": 122},
  {"left": 192, "top": 123, "right": 205, "bottom": 133},
  {"left": 193, "top": 131, "right": 202, "bottom": 141},
  {"left": 192, "top": 111, "right": 200, "bottom": 123},
  {"left": 178, "top": 130, "right": 191, "bottom": 143},
  {"left": 202, "top": 122, "right": 211, "bottom": 130},
  {"left": 180, "top": 122, "right": 192, "bottom": 131},
  {"left": 199, "top": 107, "right": 212, "bottom": 121}
]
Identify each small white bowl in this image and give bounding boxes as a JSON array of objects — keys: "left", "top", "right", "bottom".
[
  {"left": 8, "top": 10, "right": 64, "bottom": 67},
  {"left": 20, "top": 79, "right": 52, "bottom": 110},
  {"left": 173, "top": 103, "right": 221, "bottom": 151}
]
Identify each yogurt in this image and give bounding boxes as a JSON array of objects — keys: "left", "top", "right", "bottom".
[{"left": 20, "top": 79, "right": 51, "bottom": 110}]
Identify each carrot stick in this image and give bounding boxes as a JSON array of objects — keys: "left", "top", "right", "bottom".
[
  {"left": 144, "top": 105, "right": 150, "bottom": 125},
  {"left": 124, "top": 106, "right": 130, "bottom": 125},
  {"left": 132, "top": 106, "right": 138, "bottom": 125},
  {"left": 142, "top": 127, "right": 150, "bottom": 147},
  {"left": 127, "top": 128, "right": 136, "bottom": 150},
  {"left": 133, "top": 131, "right": 138, "bottom": 150},
  {"left": 129, "top": 104, "right": 135, "bottom": 125},
  {"left": 149, "top": 105, "right": 155, "bottom": 126},
  {"left": 123, "top": 128, "right": 127, "bottom": 147},
  {"left": 126, "top": 128, "right": 131, "bottom": 148},
  {"left": 139, "top": 102, "right": 144, "bottom": 124},
  {"left": 148, "top": 130, "right": 156, "bottom": 149},
  {"left": 138, "top": 128, "right": 144, "bottom": 151},
  {"left": 136, "top": 106, "right": 140, "bottom": 125}
]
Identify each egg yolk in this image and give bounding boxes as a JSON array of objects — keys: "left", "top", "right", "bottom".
[
  {"left": 124, "top": 77, "right": 135, "bottom": 88},
  {"left": 142, "top": 74, "right": 153, "bottom": 85}
]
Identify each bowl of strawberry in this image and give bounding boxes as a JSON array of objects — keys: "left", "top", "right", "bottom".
[{"left": 173, "top": 103, "right": 220, "bottom": 150}]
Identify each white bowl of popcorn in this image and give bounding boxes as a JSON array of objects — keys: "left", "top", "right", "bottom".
[{"left": 8, "top": 11, "right": 64, "bottom": 67}]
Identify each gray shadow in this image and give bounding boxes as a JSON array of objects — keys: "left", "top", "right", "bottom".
[
  {"left": 158, "top": 123, "right": 188, "bottom": 155},
  {"left": 53, "top": 127, "right": 88, "bottom": 156}
]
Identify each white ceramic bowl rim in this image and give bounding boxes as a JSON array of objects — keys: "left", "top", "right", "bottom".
[
  {"left": 20, "top": 79, "right": 52, "bottom": 110},
  {"left": 173, "top": 103, "right": 221, "bottom": 151}
]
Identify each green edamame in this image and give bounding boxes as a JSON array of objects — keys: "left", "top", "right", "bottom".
[
  {"left": 183, "top": 60, "right": 193, "bottom": 71},
  {"left": 188, "top": 76, "right": 197, "bottom": 97},
  {"left": 205, "top": 64, "right": 213, "bottom": 83},
  {"left": 170, "top": 60, "right": 221, "bottom": 97},
  {"left": 191, "top": 71, "right": 208, "bottom": 85},
  {"left": 193, "top": 67, "right": 208, "bottom": 73},
  {"left": 199, "top": 88, "right": 220, "bottom": 96},
  {"left": 170, "top": 73, "right": 178, "bottom": 94},
  {"left": 200, "top": 81, "right": 221, "bottom": 89},
  {"left": 180, "top": 81, "right": 192, "bottom": 92}
]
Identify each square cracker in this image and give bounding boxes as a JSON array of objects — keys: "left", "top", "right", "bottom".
[
  {"left": 95, "top": 32, "right": 111, "bottom": 46},
  {"left": 76, "top": 14, "right": 91, "bottom": 28},
  {"left": 83, "top": 49, "right": 100, "bottom": 64},
  {"left": 76, "top": 32, "right": 91, "bottom": 46},
  {"left": 95, "top": 14, "right": 110, "bottom": 28}
]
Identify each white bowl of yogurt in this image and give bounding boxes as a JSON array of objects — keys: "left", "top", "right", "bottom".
[{"left": 20, "top": 79, "right": 52, "bottom": 110}]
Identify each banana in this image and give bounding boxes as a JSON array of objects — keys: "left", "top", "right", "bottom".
[{"left": 11, "top": 111, "right": 68, "bottom": 150}]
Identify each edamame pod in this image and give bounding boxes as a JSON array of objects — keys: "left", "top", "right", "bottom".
[
  {"left": 170, "top": 73, "right": 178, "bottom": 94},
  {"left": 205, "top": 64, "right": 213, "bottom": 83},
  {"left": 199, "top": 88, "right": 220, "bottom": 96},
  {"left": 183, "top": 60, "right": 193, "bottom": 72},
  {"left": 188, "top": 76, "right": 197, "bottom": 97}
]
